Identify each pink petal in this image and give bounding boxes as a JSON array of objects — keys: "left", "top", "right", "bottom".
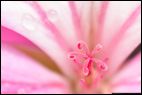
[
  {"left": 82, "top": 1, "right": 140, "bottom": 61},
  {"left": 1, "top": 46, "right": 70, "bottom": 94},
  {"left": 110, "top": 53, "right": 141, "bottom": 93},
  {"left": 93, "top": 1, "right": 109, "bottom": 44},
  {"left": 1, "top": 26, "right": 37, "bottom": 48},
  {"left": 111, "top": 84, "right": 141, "bottom": 93},
  {"left": 78, "top": 1, "right": 95, "bottom": 44},
  {"left": 103, "top": 2, "right": 141, "bottom": 74},
  {"left": 30, "top": 1, "right": 80, "bottom": 46},
  {"left": 1, "top": 1, "right": 75, "bottom": 78},
  {"left": 98, "top": 1, "right": 140, "bottom": 47}
]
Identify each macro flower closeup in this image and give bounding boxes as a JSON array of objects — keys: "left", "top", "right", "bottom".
[{"left": 1, "top": 1, "right": 141, "bottom": 94}]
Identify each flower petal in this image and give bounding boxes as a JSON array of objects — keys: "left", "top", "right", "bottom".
[
  {"left": 78, "top": 1, "right": 95, "bottom": 46},
  {"left": 107, "top": 11, "right": 141, "bottom": 74},
  {"left": 110, "top": 53, "right": 141, "bottom": 93},
  {"left": 98, "top": 1, "right": 140, "bottom": 47},
  {"left": 89, "top": 1, "right": 141, "bottom": 62},
  {"left": 1, "top": 46, "right": 70, "bottom": 94},
  {"left": 1, "top": 1, "right": 75, "bottom": 78},
  {"left": 1, "top": 26, "right": 36, "bottom": 48},
  {"left": 30, "top": 1, "right": 80, "bottom": 46},
  {"left": 103, "top": 2, "right": 141, "bottom": 74},
  {"left": 2, "top": 25, "right": 64, "bottom": 75},
  {"left": 111, "top": 83, "right": 141, "bottom": 93},
  {"left": 92, "top": 1, "right": 109, "bottom": 45}
]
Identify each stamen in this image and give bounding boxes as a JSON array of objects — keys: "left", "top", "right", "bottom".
[
  {"left": 77, "top": 41, "right": 89, "bottom": 54},
  {"left": 92, "top": 44, "right": 103, "bottom": 55},
  {"left": 70, "top": 55, "right": 75, "bottom": 59},
  {"left": 83, "top": 67, "right": 89, "bottom": 76},
  {"left": 68, "top": 41, "right": 108, "bottom": 88},
  {"left": 69, "top": 53, "right": 80, "bottom": 63},
  {"left": 95, "top": 44, "right": 103, "bottom": 51},
  {"left": 68, "top": 53, "right": 76, "bottom": 61},
  {"left": 99, "top": 63, "right": 108, "bottom": 71},
  {"left": 94, "top": 58, "right": 108, "bottom": 72},
  {"left": 82, "top": 58, "right": 93, "bottom": 76},
  {"left": 77, "top": 43, "right": 82, "bottom": 49}
]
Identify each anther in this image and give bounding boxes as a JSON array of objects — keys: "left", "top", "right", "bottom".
[
  {"left": 99, "top": 63, "right": 108, "bottom": 71},
  {"left": 77, "top": 41, "right": 89, "bottom": 54}
]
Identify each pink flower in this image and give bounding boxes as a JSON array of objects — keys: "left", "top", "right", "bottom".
[{"left": 1, "top": 1, "right": 141, "bottom": 94}]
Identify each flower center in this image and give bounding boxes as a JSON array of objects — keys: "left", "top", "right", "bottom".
[{"left": 68, "top": 41, "right": 108, "bottom": 92}]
